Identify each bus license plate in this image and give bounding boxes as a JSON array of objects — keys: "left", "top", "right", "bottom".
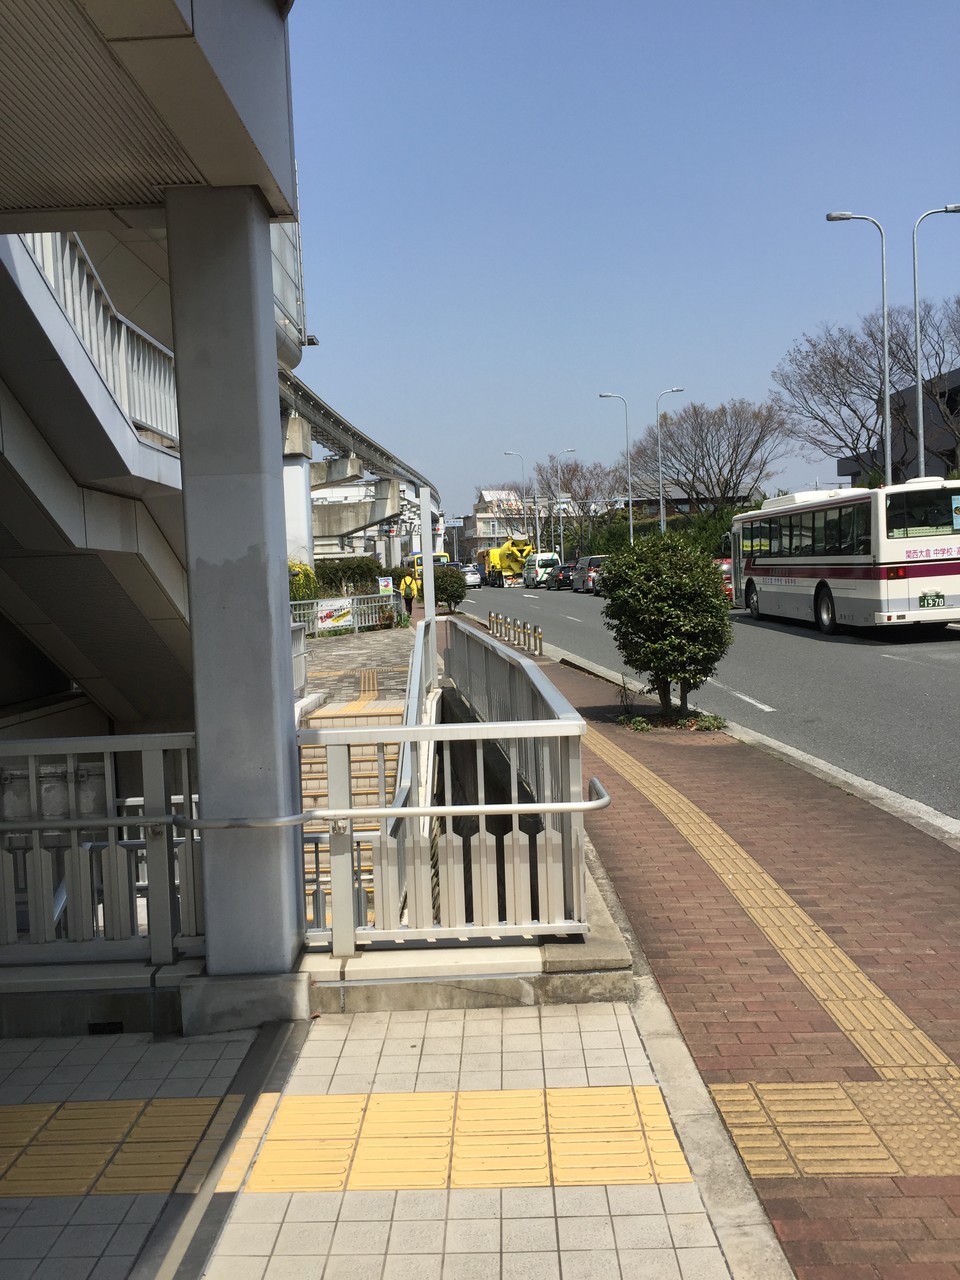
[{"left": 919, "top": 591, "right": 945, "bottom": 608}]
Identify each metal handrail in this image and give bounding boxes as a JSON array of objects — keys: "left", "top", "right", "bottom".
[{"left": 170, "top": 778, "right": 609, "bottom": 830}]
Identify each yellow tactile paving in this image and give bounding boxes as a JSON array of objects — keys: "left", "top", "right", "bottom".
[
  {"left": 215, "top": 1091, "right": 281, "bottom": 1193},
  {"left": 0, "top": 1093, "right": 244, "bottom": 1198},
  {"left": 584, "top": 725, "right": 960, "bottom": 1081},
  {"left": 712, "top": 1079, "right": 960, "bottom": 1178},
  {"left": 230, "top": 1087, "right": 692, "bottom": 1192}
]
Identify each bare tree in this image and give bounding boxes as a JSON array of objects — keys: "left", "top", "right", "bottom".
[
  {"left": 532, "top": 455, "right": 618, "bottom": 555},
  {"left": 773, "top": 300, "right": 960, "bottom": 476},
  {"left": 629, "top": 398, "right": 791, "bottom": 507},
  {"left": 771, "top": 323, "right": 886, "bottom": 468}
]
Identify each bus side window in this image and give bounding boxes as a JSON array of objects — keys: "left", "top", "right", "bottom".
[
  {"left": 800, "top": 511, "right": 813, "bottom": 554},
  {"left": 839, "top": 507, "right": 854, "bottom": 555},
  {"left": 854, "top": 505, "right": 871, "bottom": 555},
  {"left": 824, "top": 508, "right": 840, "bottom": 555},
  {"left": 813, "top": 509, "right": 825, "bottom": 554},
  {"left": 768, "top": 517, "right": 782, "bottom": 557}
]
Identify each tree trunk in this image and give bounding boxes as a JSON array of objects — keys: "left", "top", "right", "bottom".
[
  {"left": 655, "top": 677, "right": 672, "bottom": 714},
  {"left": 678, "top": 682, "right": 690, "bottom": 715}
]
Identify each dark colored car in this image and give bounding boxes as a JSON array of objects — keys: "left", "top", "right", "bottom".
[{"left": 546, "top": 561, "right": 577, "bottom": 589}]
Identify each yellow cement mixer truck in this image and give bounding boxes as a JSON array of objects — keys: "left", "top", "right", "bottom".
[{"left": 476, "top": 538, "right": 535, "bottom": 587}]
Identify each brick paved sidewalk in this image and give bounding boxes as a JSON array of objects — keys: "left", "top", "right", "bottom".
[{"left": 546, "top": 658, "right": 960, "bottom": 1280}]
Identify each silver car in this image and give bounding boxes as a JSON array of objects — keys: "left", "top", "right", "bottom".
[{"left": 461, "top": 563, "right": 482, "bottom": 588}]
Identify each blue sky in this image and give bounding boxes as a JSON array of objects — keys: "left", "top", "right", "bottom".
[{"left": 288, "top": 1, "right": 960, "bottom": 515}]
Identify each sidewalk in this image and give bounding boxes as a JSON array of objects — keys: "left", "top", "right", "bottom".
[{"left": 4, "top": 622, "right": 960, "bottom": 1279}]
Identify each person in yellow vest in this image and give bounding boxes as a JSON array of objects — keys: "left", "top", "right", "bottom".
[{"left": 399, "top": 570, "right": 417, "bottom": 616}]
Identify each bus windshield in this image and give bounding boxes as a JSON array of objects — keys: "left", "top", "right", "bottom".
[{"left": 886, "top": 487, "right": 960, "bottom": 539}]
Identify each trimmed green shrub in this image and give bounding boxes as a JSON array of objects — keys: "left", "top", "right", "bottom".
[
  {"left": 601, "top": 536, "right": 732, "bottom": 715},
  {"left": 433, "top": 565, "right": 467, "bottom": 613},
  {"left": 313, "top": 557, "right": 381, "bottom": 597}
]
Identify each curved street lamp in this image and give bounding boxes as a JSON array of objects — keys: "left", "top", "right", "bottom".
[
  {"left": 504, "top": 450, "right": 526, "bottom": 540},
  {"left": 655, "top": 387, "right": 684, "bottom": 534},
  {"left": 599, "top": 393, "right": 632, "bottom": 543},
  {"left": 912, "top": 206, "right": 960, "bottom": 477},
  {"left": 826, "top": 211, "right": 891, "bottom": 485}
]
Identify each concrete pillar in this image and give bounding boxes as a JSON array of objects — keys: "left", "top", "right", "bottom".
[
  {"left": 282, "top": 414, "right": 313, "bottom": 565},
  {"left": 166, "top": 186, "right": 301, "bottom": 975}
]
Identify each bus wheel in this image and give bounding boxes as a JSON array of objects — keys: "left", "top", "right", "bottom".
[
  {"left": 745, "top": 582, "right": 761, "bottom": 620},
  {"left": 816, "top": 586, "right": 837, "bottom": 635}
]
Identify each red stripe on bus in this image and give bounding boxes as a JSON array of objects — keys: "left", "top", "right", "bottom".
[{"left": 745, "top": 559, "right": 960, "bottom": 581}]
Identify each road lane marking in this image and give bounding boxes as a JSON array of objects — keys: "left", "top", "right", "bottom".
[
  {"left": 705, "top": 677, "right": 775, "bottom": 712},
  {"left": 563, "top": 616, "right": 582, "bottom": 623}
]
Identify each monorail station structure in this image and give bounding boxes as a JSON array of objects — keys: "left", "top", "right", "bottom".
[{"left": 0, "top": 1, "right": 439, "bottom": 997}]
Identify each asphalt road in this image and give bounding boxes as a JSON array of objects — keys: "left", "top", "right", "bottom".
[{"left": 458, "top": 582, "right": 960, "bottom": 821}]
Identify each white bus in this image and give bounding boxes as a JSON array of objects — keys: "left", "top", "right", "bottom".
[{"left": 731, "top": 479, "right": 960, "bottom": 634}]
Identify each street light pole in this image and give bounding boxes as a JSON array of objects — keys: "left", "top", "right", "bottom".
[
  {"left": 556, "top": 447, "right": 574, "bottom": 561},
  {"left": 599, "top": 393, "right": 632, "bottom": 544},
  {"left": 655, "top": 387, "right": 684, "bottom": 534},
  {"left": 826, "top": 212, "right": 892, "bottom": 485},
  {"left": 912, "top": 205, "right": 960, "bottom": 478},
  {"left": 504, "top": 451, "right": 526, "bottom": 541}
]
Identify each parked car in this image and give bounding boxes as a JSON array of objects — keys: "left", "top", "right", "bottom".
[
  {"left": 461, "top": 563, "right": 482, "bottom": 589},
  {"left": 546, "top": 560, "right": 577, "bottom": 590},
  {"left": 571, "top": 555, "right": 607, "bottom": 593}
]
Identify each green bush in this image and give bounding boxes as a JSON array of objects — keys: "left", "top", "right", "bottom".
[
  {"left": 601, "top": 535, "right": 732, "bottom": 715},
  {"left": 288, "top": 560, "right": 319, "bottom": 601},
  {"left": 433, "top": 565, "right": 467, "bottom": 612},
  {"left": 313, "top": 557, "right": 381, "bottom": 597}
]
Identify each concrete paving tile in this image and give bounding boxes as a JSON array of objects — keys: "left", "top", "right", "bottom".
[
  {"left": 0, "top": 1226, "right": 63, "bottom": 1258},
  {"left": 387, "top": 1219, "right": 444, "bottom": 1253},
  {"left": 123, "top": 1195, "right": 167, "bottom": 1224},
  {"left": 87, "top": 1259, "right": 137, "bottom": 1280},
  {"left": 0, "top": 1260, "right": 40, "bottom": 1280},
  {"left": 462, "top": 1022, "right": 502, "bottom": 1039},
  {"left": 18, "top": 1197, "right": 82, "bottom": 1225},
  {"left": 284, "top": 1076, "right": 333, "bottom": 1095},
  {"left": 586, "top": 1067, "right": 631, "bottom": 1086},
  {"left": 371, "top": 1073, "right": 418, "bottom": 1093},
  {"left": 447, "top": 1190, "right": 501, "bottom": 1219},
  {"left": 32, "top": 1258, "right": 96, "bottom": 1280},
  {"left": 543, "top": 1069, "right": 588, "bottom": 1089},
  {"left": 667, "top": 1215, "right": 716, "bottom": 1250},
  {"left": 420, "top": 1038, "right": 463, "bottom": 1055},
  {"left": 440, "top": 1255, "right": 499, "bottom": 1280},
  {"left": 617, "top": 1250, "right": 681, "bottom": 1279},
  {"left": 297, "top": 1041, "right": 343, "bottom": 1059},
  {"left": 502, "top": 1071, "right": 544, "bottom": 1090},
  {"left": 0, "top": 1085, "right": 33, "bottom": 1103},
  {"left": 502, "top": 1217, "right": 557, "bottom": 1252},
  {"left": 103, "top": 1222, "right": 153, "bottom": 1256},
  {"left": 583, "top": 1050, "right": 627, "bottom": 1068},
  {"left": 556, "top": 1217, "right": 615, "bottom": 1252},
  {"left": 328, "top": 1075, "right": 375, "bottom": 1094},
  {"left": 612, "top": 1214, "right": 671, "bottom": 1249},
  {"left": 417, "top": 1055, "right": 461, "bottom": 1074},
  {"left": 502, "top": 1256, "right": 560, "bottom": 1280},
  {"left": 69, "top": 1083, "right": 125, "bottom": 1102},
  {"left": 200, "top": 1259, "right": 267, "bottom": 1280},
  {"left": 426, "top": 1010, "right": 465, "bottom": 1025},
  {"left": 393, "top": 1190, "right": 448, "bottom": 1220},
  {"left": 0, "top": 1205, "right": 25, "bottom": 1228},
  {"left": 230, "top": 1194, "right": 291, "bottom": 1224},
  {"left": 501, "top": 1188, "right": 555, "bottom": 1218},
  {"left": 329, "top": 1221, "right": 389, "bottom": 1254},
  {"left": 502, "top": 1053, "right": 543, "bottom": 1072},
  {"left": 558, "top": 1249, "right": 619, "bottom": 1279},
  {"left": 543, "top": 1052, "right": 585, "bottom": 1071},
  {"left": 458, "top": 1071, "right": 502, "bottom": 1091},
  {"left": 415, "top": 1073, "right": 459, "bottom": 1092},
  {"left": 383, "top": 1256, "right": 441, "bottom": 1280},
  {"left": 658, "top": 1186, "right": 702, "bottom": 1215},
  {"left": 444, "top": 1218, "right": 500, "bottom": 1252},
  {"left": 606, "top": 1186, "right": 663, "bottom": 1216},
  {"left": 553, "top": 1188, "right": 608, "bottom": 1218},
  {"left": 340, "top": 1191, "right": 396, "bottom": 1221},
  {"left": 215, "top": 1223, "right": 281, "bottom": 1256},
  {"left": 273, "top": 1222, "right": 335, "bottom": 1254},
  {"left": 265, "top": 1262, "right": 342, "bottom": 1280},
  {"left": 284, "top": 1193, "right": 342, "bottom": 1222},
  {"left": 675, "top": 1248, "right": 730, "bottom": 1280}
]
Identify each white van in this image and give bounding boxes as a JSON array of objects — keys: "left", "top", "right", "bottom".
[{"left": 522, "top": 553, "right": 561, "bottom": 588}]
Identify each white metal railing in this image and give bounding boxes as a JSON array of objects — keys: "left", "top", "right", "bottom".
[
  {"left": 297, "top": 617, "right": 606, "bottom": 954},
  {"left": 21, "top": 232, "right": 180, "bottom": 443},
  {"left": 291, "top": 591, "right": 402, "bottom": 636},
  {"left": 291, "top": 622, "right": 307, "bottom": 698},
  {"left": 0, "top": 736, "right": 202, "bottom": 965}
]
